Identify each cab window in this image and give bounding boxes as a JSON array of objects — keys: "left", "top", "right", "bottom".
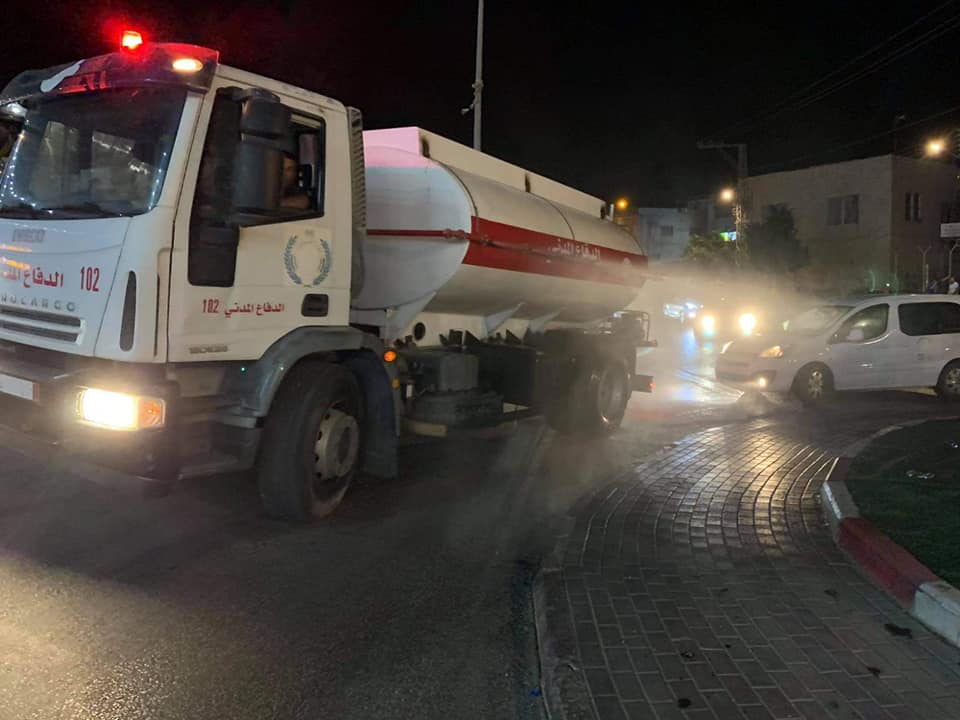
[
  {"left": 192, "top": 94, "right": 325, "bottom": 226},
  {"left": 831, "top": 304, "right": 888, "bottom": 343},
  {"left": 280, "top": 117, "right": 326, "bottom": 216},
  {"left": 188, "top": 90, "right": 326, "bottom": 286}
]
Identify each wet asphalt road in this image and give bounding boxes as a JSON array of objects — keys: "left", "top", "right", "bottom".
[{"left": 0, "top": 326, "right": 826, "bottom": 719}]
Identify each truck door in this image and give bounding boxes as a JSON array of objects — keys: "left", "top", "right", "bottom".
[{"left": 167, "top": 79, "right": 352, "bottom": 362}]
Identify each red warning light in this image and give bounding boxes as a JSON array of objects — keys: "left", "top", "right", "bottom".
[{"left": 121, "top": 30, "right": 144, "bottom": 51}]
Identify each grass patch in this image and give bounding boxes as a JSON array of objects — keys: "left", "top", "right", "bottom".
[{"left": 846, "top": 419, "right": 960, "bottom": 588}]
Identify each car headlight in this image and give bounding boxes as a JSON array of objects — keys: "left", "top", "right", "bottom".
[
  {"left": 720, "top": 340, "right": 734, "bottom": 354},
  {"left": 700, "top": 314, "right": 716, "bottom": 334},
  {"left": 738, "top": 312, "right": 757, "bottom": 336},
  {"left": 76, "top": 388, "right": 166, "bottom": 431},
  {"left": 759, "top": 345, "right": 784, "bottom": 359}
]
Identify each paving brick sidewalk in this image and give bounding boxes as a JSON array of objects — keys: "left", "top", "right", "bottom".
[{"left": 546, "top": 414, "right": 960, "bottom": 720}]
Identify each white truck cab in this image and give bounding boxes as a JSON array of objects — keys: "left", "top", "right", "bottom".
[{"left": 0, "top": 37, "right": 654, "bottom": 520}]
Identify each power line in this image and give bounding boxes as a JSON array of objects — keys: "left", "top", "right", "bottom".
[
  {"left": 713, "top": 0, "right": 960, "bottom": 138},
  {"left": 780, "top": 13, "right": 960, "bottom": 117},
  {"left": 752, "top": 103, "right": 960, "bottom": 174}
]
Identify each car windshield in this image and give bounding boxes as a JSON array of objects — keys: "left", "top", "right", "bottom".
[
  {"left": 783, "top": 304, "right": 853, "bottom": 335},
  {"left": 0, "top": 87, "right": 185, "bottom": 219}
]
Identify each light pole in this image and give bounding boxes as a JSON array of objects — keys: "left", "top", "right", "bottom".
[
  {"left": 920, "top": 245, "right": 931, "bottom": 292},
  {"left": 698, "top": 140, "right": 748, "bottom": 256},
  {"left": 718, "top": 187, "right": 743, "bottom": 255},
  {"left": 460, "top": 0, "right": 484, "bottom": 150}
]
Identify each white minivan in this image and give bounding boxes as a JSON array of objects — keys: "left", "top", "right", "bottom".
[{"left": 715, "top": 295, "right": 960, "bottom": 403}]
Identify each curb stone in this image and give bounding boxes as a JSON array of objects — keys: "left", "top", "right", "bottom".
[
  {"left": 820, "top": 419, "right": 960, "bottom": 649},
  {"left": 532, "top": 568, "right": 594, "bottom": 720}
]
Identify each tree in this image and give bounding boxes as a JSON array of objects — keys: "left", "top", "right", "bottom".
[
  {"left": 745, "top": 205, "right": 807, "bottom": 275},
  {"left": 682, "top": 232, "right": 738, "bottom": 272}
]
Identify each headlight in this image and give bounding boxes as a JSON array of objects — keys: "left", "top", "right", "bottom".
[
  {"left": 700, "top": 314, "right": 716, "bottom": 334},
  {"left": 738, "top": 313, "right": 757, "bottom": 335},
  {"left": 720, "top": 340, "right": 734, "bottom": 354},
  {"left": 759, "top": 345, "right": 784, "bottom": 359},
  {"left": 76, "top": 388, "right": 166, "bottom": 431}
]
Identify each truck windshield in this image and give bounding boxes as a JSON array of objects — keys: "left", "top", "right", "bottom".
[{"left": 0, "top": 87, "right": 186, "bottom": 219}]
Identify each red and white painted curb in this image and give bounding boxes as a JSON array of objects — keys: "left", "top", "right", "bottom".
[{"left": 821, "top": 421, "right": 960, "bottom": 648}]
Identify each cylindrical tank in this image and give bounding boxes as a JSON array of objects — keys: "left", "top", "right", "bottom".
[{"left": 355, "top": 127, "right": 646, "bottom": 325}]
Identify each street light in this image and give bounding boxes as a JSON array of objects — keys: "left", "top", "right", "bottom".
[
  {"left": 616, "top": 198, "right": 628, "bottom": 211},
  {"left": 719, "top": 187, "right": 735, "bottom": 203},
  {"left": 926, "top": 138, "right": 946, "bottom": 157}
]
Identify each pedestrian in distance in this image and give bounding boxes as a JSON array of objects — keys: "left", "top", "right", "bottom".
[{"left": 949, "top": 276, "right": 959, "bottom": 295}]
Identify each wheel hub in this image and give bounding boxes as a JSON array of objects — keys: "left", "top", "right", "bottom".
[
  {"left": 946, "top": 368, "right": 960, "bottom": 394},
  {"left": 808, "top": 370, "right": 824, "bottom": 398},
  {"left": 314, "top": 409, "right": 359, "bottom": 478}
]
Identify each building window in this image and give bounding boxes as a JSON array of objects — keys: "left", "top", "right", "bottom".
[
  {"left": 762, "top": 203, "right": 787, "bottom": 221},
  {"left": 827, "top": 195, "right": 858, "bottom": 225},
  {"left": 913, "top": 192, "right": 921, "bottom": 222},
  {"left": 660, "top": 225, "right": 674, "bottom": 237},
  {"left": 843, "top": 195, "right": 859, "bottom": 224},
  {"left": 827, "top": 197, "right": 842, "bottom": 225}
]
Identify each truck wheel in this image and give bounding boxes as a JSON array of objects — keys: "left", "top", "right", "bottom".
[
  {"left": 581, "top": 358, "right": 630, "bottom": 434},
  {"left": 935, "top": 360, "right": 960, "bottom": 400},
  {"left": 548, "top": 357, "right": 630, "bottom": 435},
  {"left": 257, "top": 362, "right": 362, "bottom": 521},
  {"left": 792, "top": 363, "right": 832, "bottom": 406}
]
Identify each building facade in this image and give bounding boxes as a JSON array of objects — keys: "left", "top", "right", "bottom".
[
  {"left": 743, "top": 155, "right": 957, "bottom": 294},
  {"left": 687, "top": 197, "right": 735, "bottom": 237}
]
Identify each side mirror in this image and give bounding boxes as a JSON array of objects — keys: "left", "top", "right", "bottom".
[
  {"left": 230, "top": 94, "right": 291, "bottom": 219},
  {"left": 240, "top": 96, "right": 290, "bottom": 138}
]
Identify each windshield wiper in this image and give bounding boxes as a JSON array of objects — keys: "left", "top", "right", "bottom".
[
  {"left": 40, "top": 202, "right": 126, "bottom": 218},
  {"left": 0, "top": 202, "right": 43, "bottom": 219}
]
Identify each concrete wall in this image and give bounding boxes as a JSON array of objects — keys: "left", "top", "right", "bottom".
[
  {"left": 745, "top": 156, "right": 894, "bottom": 294},
  {"left": 890, "top": 156, "right": 958, "bottom": 289}
]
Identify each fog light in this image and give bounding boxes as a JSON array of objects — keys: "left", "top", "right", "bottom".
[{"left": 76, "top": 388, "right": 165, "bottom": 431}]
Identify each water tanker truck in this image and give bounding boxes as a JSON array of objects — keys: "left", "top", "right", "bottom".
[{"left": 0, "top": 35, "right": 655, "bottom": 519}]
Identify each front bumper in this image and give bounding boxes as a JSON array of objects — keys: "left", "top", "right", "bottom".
[
  {"left": 0, "top": 349, "right": 178, "bottom": 479},
  {"left": 715, "top": 355, "right": 790, "bottom": 392}
]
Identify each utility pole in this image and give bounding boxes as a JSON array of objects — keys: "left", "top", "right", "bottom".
[
  {"left": 892, "top": 114, "right": 906, "bottom": 155},
  {"left": 697, "top": 140, "right": 748, "bottom": 254},
  {"left": 460, "top": 0, "right": 485, "bottom": 150}
]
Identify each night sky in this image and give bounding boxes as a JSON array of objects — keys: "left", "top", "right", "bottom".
[{"left": 6, "top": 1, "right": 960, "bottom": 206}]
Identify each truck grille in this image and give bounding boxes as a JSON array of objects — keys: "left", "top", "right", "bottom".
[{"left": 0, "top": 306, "right": 82, "bottom": 343}]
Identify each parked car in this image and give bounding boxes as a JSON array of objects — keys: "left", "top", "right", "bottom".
[{"left": 715, "top": 295, "right": 960, "bottom": 404}]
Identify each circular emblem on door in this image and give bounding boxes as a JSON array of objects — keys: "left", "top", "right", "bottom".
[{"left": 284, "top": 235, "right": 332, "bottom": 287}]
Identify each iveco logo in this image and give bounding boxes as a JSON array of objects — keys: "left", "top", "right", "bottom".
[
  {"left": 12, "top": 229, "right": 44, "bottom": 244},
  {"left": 0, "top": 293, "right": 76, "bottom": 313}
]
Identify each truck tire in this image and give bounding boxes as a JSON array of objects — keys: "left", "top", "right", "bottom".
[
  {"left": 792, "top": 363, "right": 833, "bottom": 406},
  {"left": 257, "top": 361, "right": 362, "bottom": 521},
  {"left": 547, "top": 357, "right": 630, "bottom": 435},
  {"left": 580, "top": 358, "right": 630, "bottom": 435}
]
